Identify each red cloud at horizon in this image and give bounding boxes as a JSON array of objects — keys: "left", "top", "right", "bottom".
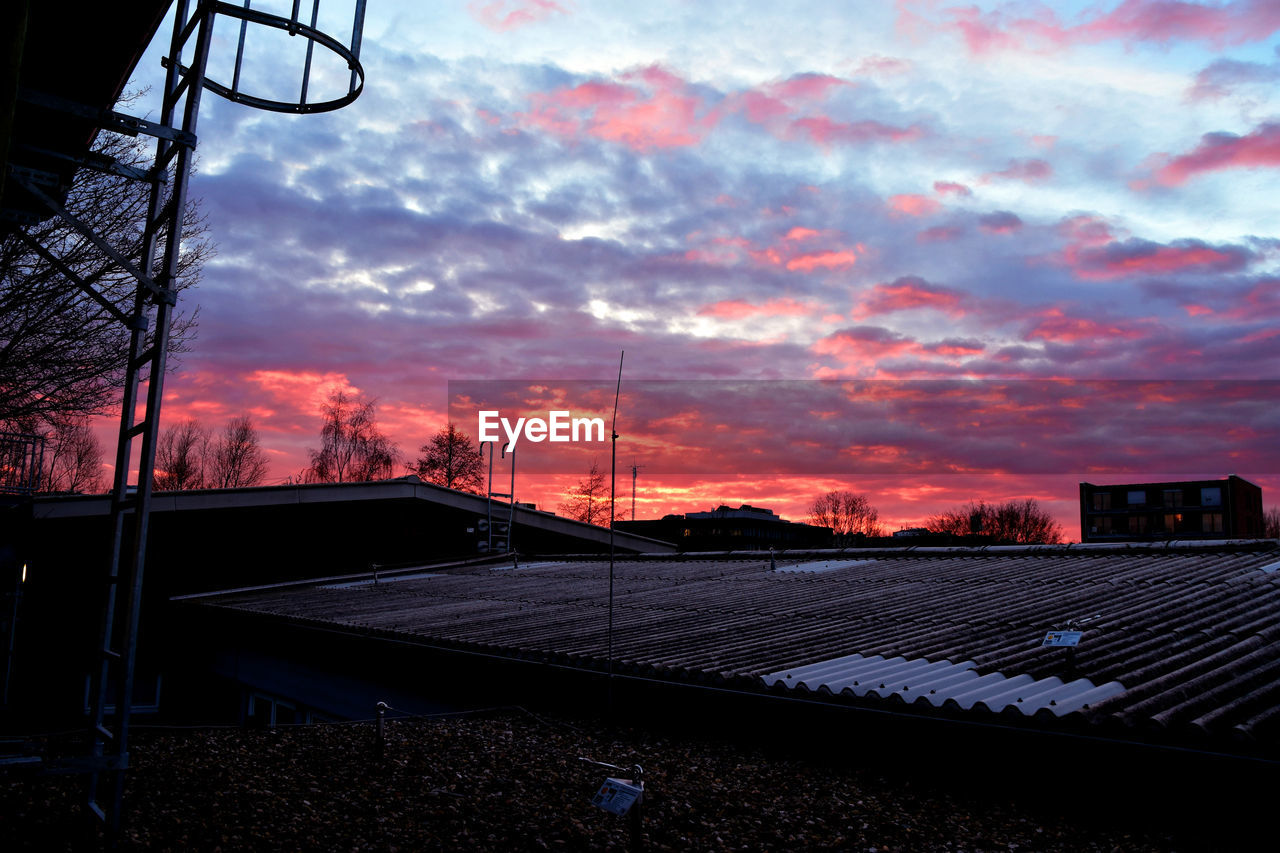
[
  {"left": 899, "top": 0, "right": 1280, "bottom": 54},
  {"left": 1064, "top": 238, "right": 1254, "bottom": 279},
  {"left": 468, "top": 0, "right": 568, "bottom": 32},
  {"left": 1153, "top": 122, "right": 1280, "bottom": 185}
]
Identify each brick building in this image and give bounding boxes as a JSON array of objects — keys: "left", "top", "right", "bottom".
[{"left": 1079, "top": 475, "right": 1264, "bottom": 542}]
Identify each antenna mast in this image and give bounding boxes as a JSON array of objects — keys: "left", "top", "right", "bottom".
[
  {"left": 608, "top": 350, "right": 623, "bottom": 712},
  {"left": 630, "top": 461, "right": 646, "bottom": 521}
]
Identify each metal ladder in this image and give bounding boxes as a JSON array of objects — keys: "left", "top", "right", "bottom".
[{"left": 79, "top": 1, "right": 215, "bottom": 831}]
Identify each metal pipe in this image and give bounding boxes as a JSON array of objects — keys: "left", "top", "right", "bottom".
[{"left": 502, "top": 443, "right": 515, "bottom": 554}]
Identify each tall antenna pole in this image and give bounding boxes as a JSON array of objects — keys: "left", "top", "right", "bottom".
[
  {"left": 608, "top": 350, "right": 624, "bottom": 712},
  {"left": 630, "top": 462, "right": 645, "bottom": 521}
]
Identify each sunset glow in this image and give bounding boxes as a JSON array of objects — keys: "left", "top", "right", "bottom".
[{"left": 105, "top": 0, "right": 1280, "bottom": 536}]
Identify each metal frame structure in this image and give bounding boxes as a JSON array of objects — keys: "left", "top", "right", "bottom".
[
  {"left": 6, "top": 0, "right": 365, "bottom": 835},
  {"left": 0, "top": 432, "right": 44, "bottom": 496}
]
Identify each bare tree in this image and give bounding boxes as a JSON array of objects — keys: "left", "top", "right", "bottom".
[
  {"left": 1265, "top": 507, "right": 1280, "bottom": 539},
  {"left": 808, "top": 489, "right": 884, "bottom": 543},
  {"left": 927, "top": 498, "right": 1063, "bottom": 544},
  {"left": 307, "top": 390, "right": 397, "bottom": 483},
  {"left": 39, "top": 417, "right": 106, "bottom": 493},
  {"left": 0, "top": 120, "right": 211, "bottom": 430},
  {"left": 153, "top": 418, "right": 208, "bottom": 491},
  {"left": 558, "top": 458, "right": 611, "bottom": 526},
  {"left": 207, "top": 415, "right": 270, "bottom": 488},
  {"left": 412, "top": 422, "right": 484, "bottom": 492}
]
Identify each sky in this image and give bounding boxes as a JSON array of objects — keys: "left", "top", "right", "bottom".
[{"left": 115, "top": 0, "right": 1280, "bottom": 535}]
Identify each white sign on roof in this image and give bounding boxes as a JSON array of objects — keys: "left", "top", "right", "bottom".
[
  {"left": 592, "top": 778, "right": 642, "bottom": 815},
  {"left": 1042, "top": 630, "right": 1083, "bottom": 647}
]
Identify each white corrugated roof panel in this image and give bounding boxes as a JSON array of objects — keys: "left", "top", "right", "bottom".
[{"left": 763, "top": 654, "right": 1127, "bottom": 716}]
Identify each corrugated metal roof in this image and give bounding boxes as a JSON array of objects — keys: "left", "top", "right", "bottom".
[
  {"left": 189, "top": 542, "right": 1280, "bottom": 752},
  {"left": 775, "top": 558, "right": 880, "bottom": 573},
  {"left": 761, "top": 653, "right": 1126, "bottom": 716}
]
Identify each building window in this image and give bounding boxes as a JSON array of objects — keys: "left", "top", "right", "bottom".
[
  {"left": 1127, "top": 515, "right": 1149, "bottom": 535},
  {"left": 1203, "top": 512, "right": 1224, "bottom": 533},
  {"left": 1200, "top": 487, "right": 1222, "bottom": 507},
  {"left": 1092, "top": 492, "right": 1112, "bottom": 511},
  {"left": 1091, "top": 516, "right": 1113, "bottom": 534},
  {"left": 1163, "top": 513, "right": 1184, "bottom": 532},
  {"left": 1162, "top": 490, "right": 1183, "bottom": 508},
  {"left": 1127, "top": 490, "right": 1146, "bottom": 506}
]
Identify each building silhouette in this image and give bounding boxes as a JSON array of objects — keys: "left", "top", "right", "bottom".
[{"left": 1079, "top": 475, "right": 1264, "bottom": 542}]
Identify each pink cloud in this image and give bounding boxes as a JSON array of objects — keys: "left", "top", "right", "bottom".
[
  {"left": 811, "top": 325, "right": 924, "bottom": 364},
  {"left": 898, "top": 0, "right": 1280, "bottom": 54},
  {"left": 789, "top": 116, "right": 924, "bottom": 147},
  {"left": 1025, "top": 308, "right": 1146, "bottom": 343},
  {"left": 927, "top": 339, "right": 986, "bottom": 356},
  {"left": 785, "top": 249, "right": 859, "bottom": 272},
  {"left": 855, "top": 277, "right": 966, "bottom": 319},
  {"left": 521, "top": 67, "right": 926, "bottom": 153},
  {"left": 684, "top": 229, "right": 860, "bottom": 273},
  {"left": 917, "top": 225, "right": 964, "bottom": 243},
  {"left": 854, "top": 55, "right": 914, "bottom": 76},
  {"left": 1077, "top": 0, "right": 1280, "bottom": 48},
  {"left": 769, "top": 73, "right": 849, "bottom": 101},
  {"left": 468, "top": 0, "right": 568, "bottom": 32},
  {"left": 247, "top": 369, "right": 359, "bottom": 411},
  {"left": 810, "top": 326, "right": 985, "bottom": 375},
  {"left": 1064, "top": 238, "right": 1254, "bottom": 279},
  {"left": 682, "top": 236, "right": 752, "bottom": 266},
  {"left": 888, "top": 193, "right": 943, "bottom": 218},
  {"left": 784, "top": 226, "right": 823, "bottom": 242},
  {"left": 697, "top": 298, "right": 820, "bottom": 320},
  {"left": 1186, "top": 58, "right": 1280, "bottom": 101},
  {"left": 1216, "top": 278, "right": 1280, "bottom": 320},
  {"left": 521, "top": 68, "right": 713, "bottom": 151},
  {"left": 978, "top": 211, "right": 1023, "bottom": 233},
  {"left": 1056, "top": 214, "right": 1116, "bottom": 246},
  {"left": 933, "top": 180, "right": 972, "bottom": 197},
  {"left": 982, "top": 157, "right": 1052, "bottom": 184},
  {"left": 1153, "top": 122, "right": 1280, "bottom": 185}
]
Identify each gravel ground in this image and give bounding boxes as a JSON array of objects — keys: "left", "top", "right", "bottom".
[{"left": 0, "top": 708, "right": 1234, "bottom": 851}]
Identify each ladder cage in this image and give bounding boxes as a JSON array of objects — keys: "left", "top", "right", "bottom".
[{"left": 5, "top": 0, "right": 366, "bottom": 837}]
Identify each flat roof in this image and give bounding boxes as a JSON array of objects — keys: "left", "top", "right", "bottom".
[{"left": 186, "top": 540, "right": 1280, "bottom": 755}]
